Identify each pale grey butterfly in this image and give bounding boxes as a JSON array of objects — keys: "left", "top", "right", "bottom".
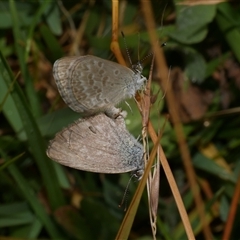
[
  {"left": 53, "top": 55, "right": 147, "bottom": 118},
  {"left": 46, "top": 113, "right": 144, "bottom": 179}
]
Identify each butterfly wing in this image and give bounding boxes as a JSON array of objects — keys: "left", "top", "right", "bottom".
[
  {"left": 47, "top": 114, "right": 143, "bottom": 174},
  {"left": 53, "top": 56, "right": 79, "bottom": 109},
  {"left": 53, "top": 56, "right": 136, "bottom": 114}
]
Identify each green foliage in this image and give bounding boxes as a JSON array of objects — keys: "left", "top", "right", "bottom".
[{"left": 0, "top": 0, "right": 240, "bottom": 239}]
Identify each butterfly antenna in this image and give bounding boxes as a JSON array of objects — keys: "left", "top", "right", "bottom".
[
  {"left": 161, "top": 42, "right": 167, "bottom": 47},
  {"left": 121, "top": 31, "right": 133, "bottom": 66},
  {"left": 118, "top": 173, "right": 134, "bottom": 211},
  {"left": 140, "top": 40, "right": 166, "bottom": 64},
  {"left": 139, "top": 52, "right": 153, "bottom": 65}
]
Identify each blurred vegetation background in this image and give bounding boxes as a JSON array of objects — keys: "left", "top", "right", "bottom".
[{"left": 0, "top": 0, "right": 240, "bottom": 239}]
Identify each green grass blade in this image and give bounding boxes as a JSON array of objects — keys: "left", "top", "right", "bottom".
[
  {"left": 0, "top": 51, "right": 65, "bottom": 210},
  {"left": 9, "top": 0, "right": 41, "bottom": 117},
  {"left": 1, "top": 150, "right": 62, "bottom": 238}
]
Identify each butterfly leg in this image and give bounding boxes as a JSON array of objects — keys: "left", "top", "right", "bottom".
[{"left": 105, "top": 106, "right": 127, "bottom": 119}]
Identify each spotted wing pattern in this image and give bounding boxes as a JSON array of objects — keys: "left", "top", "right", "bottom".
[{"left": 53, "top": 56, "right": 139, "bottom": 115}]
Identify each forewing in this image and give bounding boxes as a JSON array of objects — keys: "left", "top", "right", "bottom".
[
  {"left": 69, "top": 56, "right": 135, "bottom": 112},
  {"left": 47, "top": 114, "right": 142, "bottom": 173}
]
